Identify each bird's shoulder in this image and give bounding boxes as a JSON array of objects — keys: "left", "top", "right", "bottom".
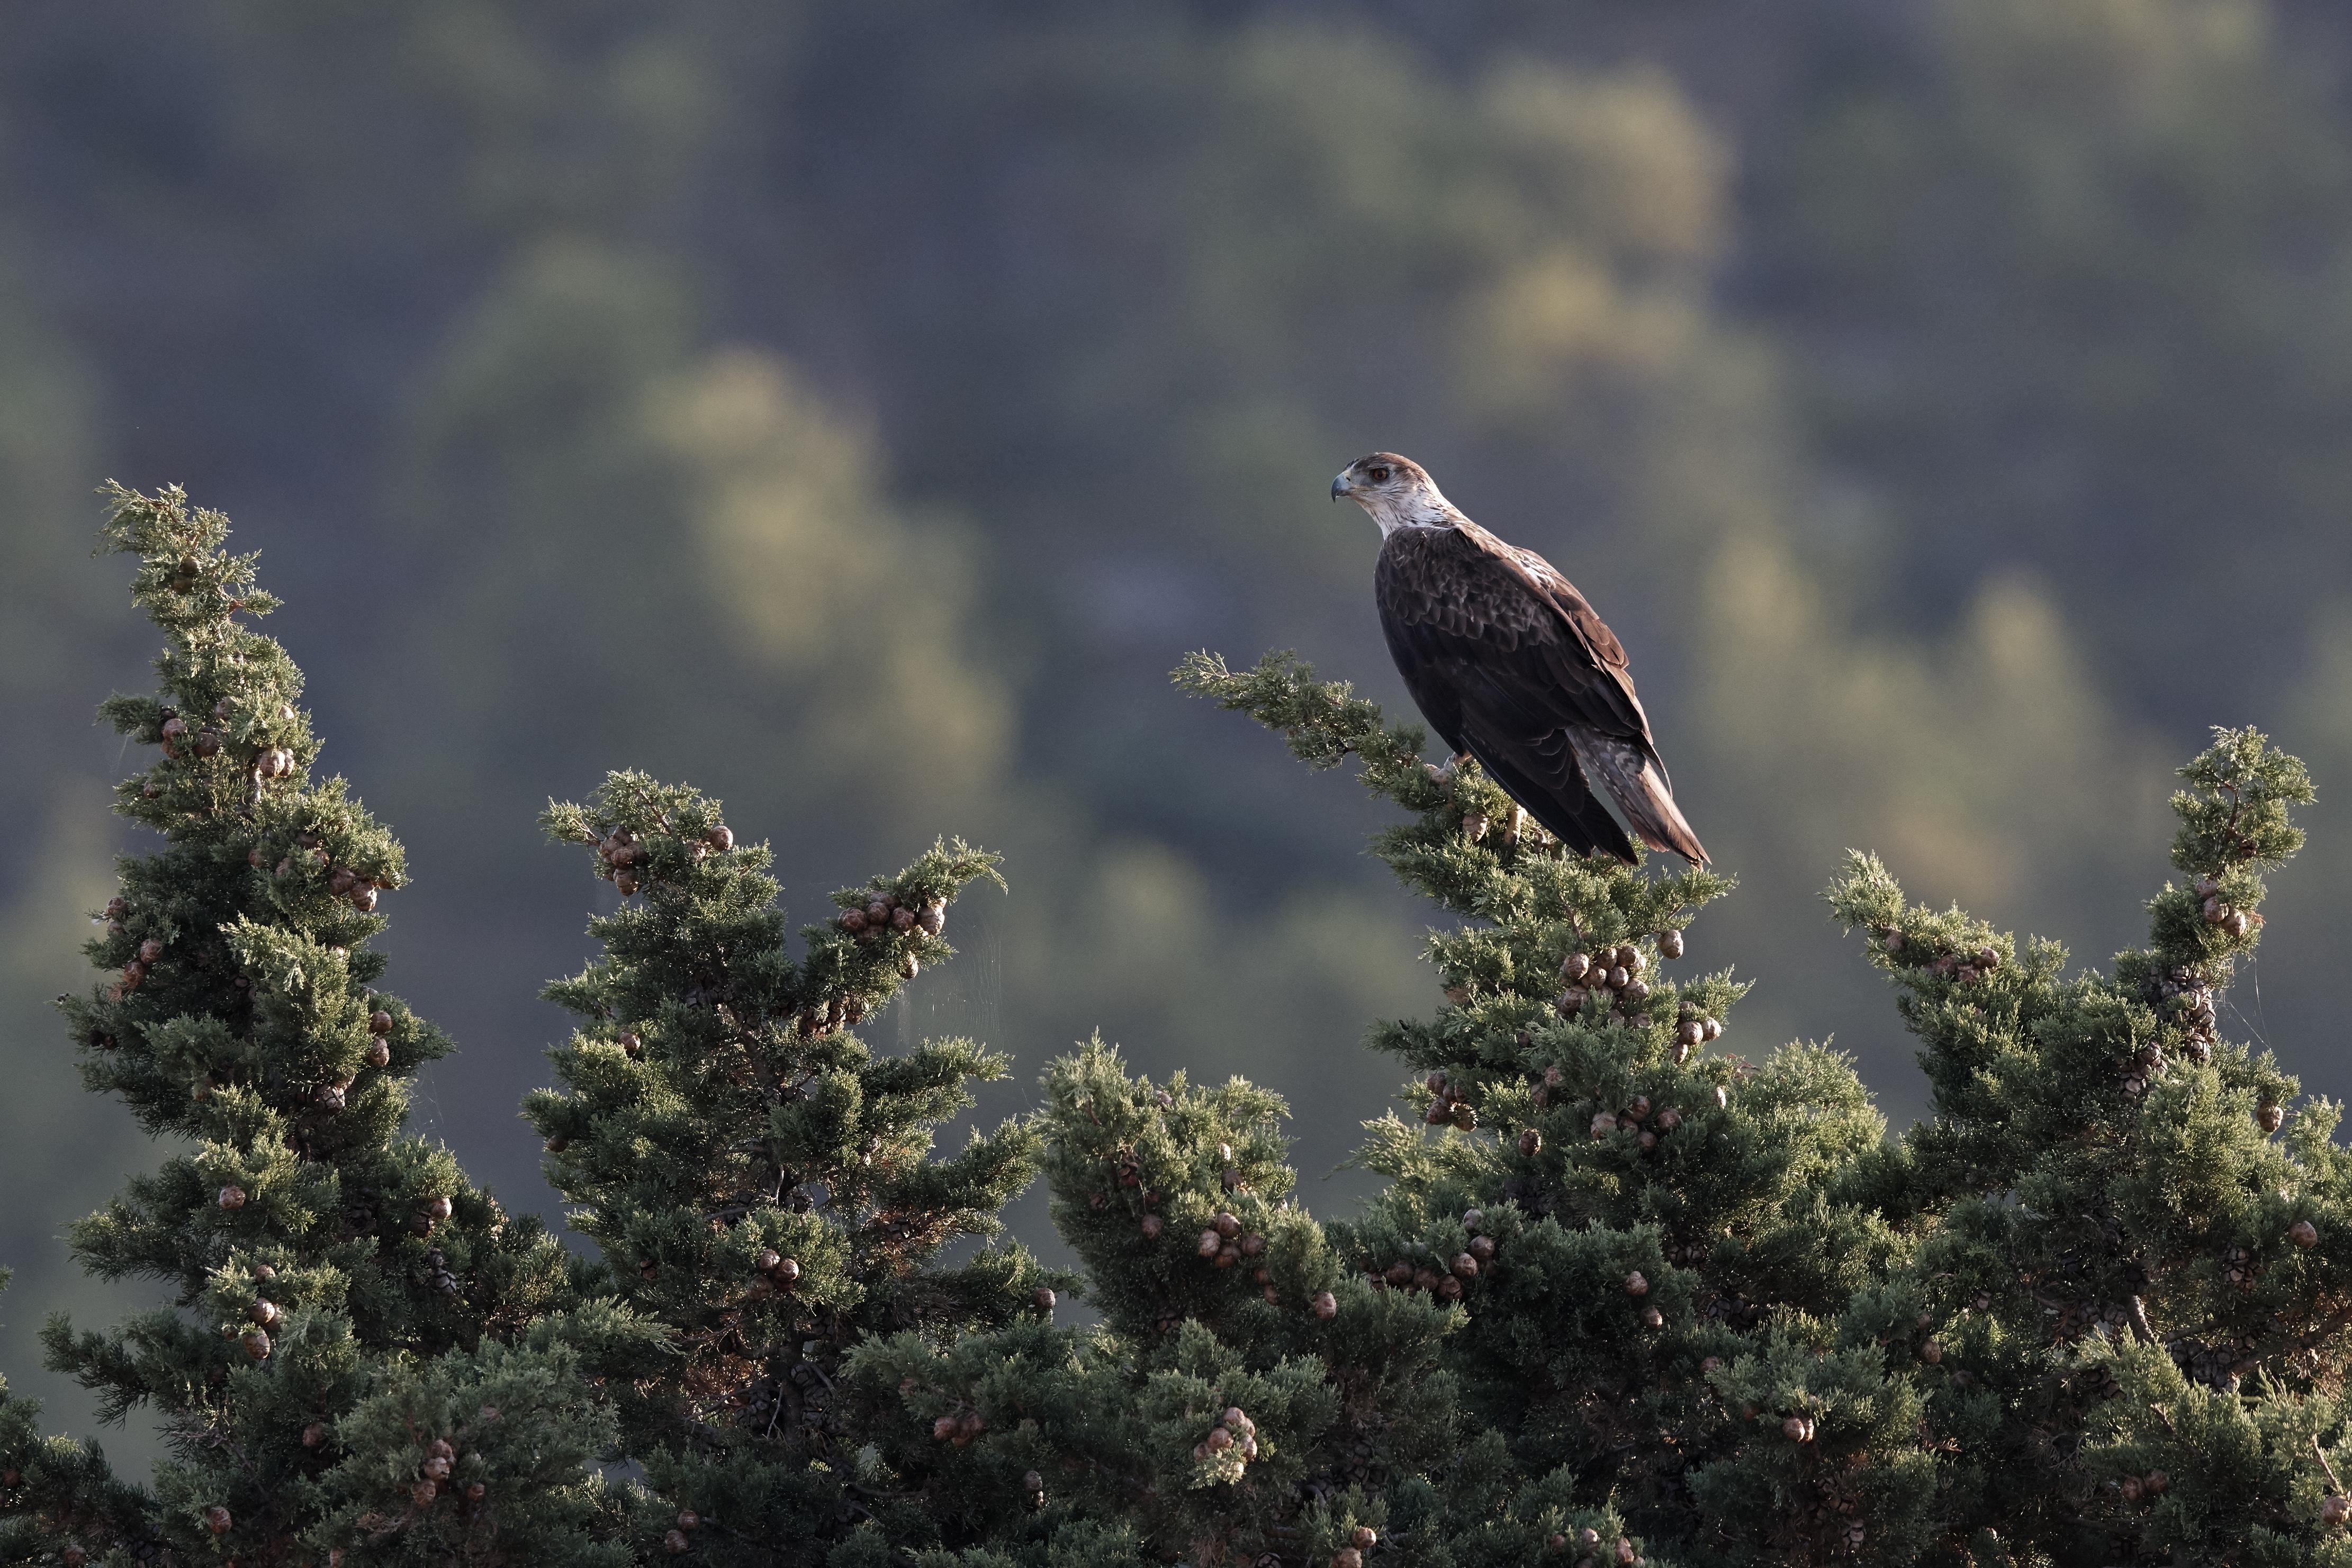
[
  {"left": 1380, "top": 519, "right": 1628, "bottom": 670},
  {"left": 1478, "top": 525, "right": 1630, "bottom": 671}
]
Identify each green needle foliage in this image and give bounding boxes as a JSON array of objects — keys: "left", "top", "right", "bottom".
[
  {"left": 525, "top": 773, "right": 1062, "bottom": 1563},
  {"left": 1170, "top": 653, "right": 1908, "bottom": 1566},
  {"left": 1815, "top": 728, "right": 2352, "bottom": 1565},
  {"left": 13, "top": 514, "right": 2352, "bottom": 1567},
  {"left": 1, "top": 488, "right": 646, "bottom": 1568}
]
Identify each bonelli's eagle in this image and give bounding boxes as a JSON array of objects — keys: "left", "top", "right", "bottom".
[{"left": 1333, "top": 452, "right": 1708, "bottom": 866}]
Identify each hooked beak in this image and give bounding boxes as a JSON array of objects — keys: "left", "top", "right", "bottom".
[{"left": 1330, "top": 472, "right": 1350, "bottom": 502}]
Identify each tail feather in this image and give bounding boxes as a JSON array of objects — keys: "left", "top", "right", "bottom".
[
  {"left": 1465, "top": 738, "right": 1638, "bottom": 864},
  {"left": 1570, "top": 728, "right": 1709, "bottom": 866}
]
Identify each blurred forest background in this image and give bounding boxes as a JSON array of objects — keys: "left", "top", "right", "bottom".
[{"left": 8, "top": 0, "right": 2352, "bottom": 1464}]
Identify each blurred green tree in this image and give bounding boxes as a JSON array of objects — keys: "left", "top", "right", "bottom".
[
  {"left": 1751, "top": 0, "right": 2352, "bottom": 710},
  {"left": 0, "top": 1, "right": 2241, "bottom": 1239}
]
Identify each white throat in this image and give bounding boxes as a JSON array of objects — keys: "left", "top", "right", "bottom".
[{"left": 1359, "top": 485, "right": 1463, "bottom": 538}]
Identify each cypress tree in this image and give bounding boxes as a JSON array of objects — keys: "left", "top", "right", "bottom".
[
  {"left": 1, "top": 487, "right": 644, "bottom": 1568},
  {"left": 1814, "top": 727, "right": 2352, "bottom": 1565},
  {"left": 1171, "top": 653, "right": 1907, "bottom": 1565},
  {"left": 524, "top": 773, "right": 1058, "bottom": 1563}
]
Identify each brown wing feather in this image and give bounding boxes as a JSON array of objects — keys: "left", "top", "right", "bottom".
[{"left": 1375, "top": 522, "right": 1708, "bottom": 864}]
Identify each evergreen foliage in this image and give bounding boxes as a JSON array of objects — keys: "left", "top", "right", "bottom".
[
  {"left": 1171, "top": 652, "right": 1901, "bottom": 1567},
  {"left": 2, "top": 488, "right": 648, "bottom": 1568},
  {"left": 1812, "top": 727, "right": 2348, "bottom": 1564},
  {"left": 521, "top": 772, "right": 1059, "bottom": 1562},
  {"left": 12, "top": 504, "right": 2352, "bottom": 1566}
]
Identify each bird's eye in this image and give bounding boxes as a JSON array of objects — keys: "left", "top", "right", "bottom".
[{"left": 1369, "top": 466, "right": 1391, "bottom": 483}]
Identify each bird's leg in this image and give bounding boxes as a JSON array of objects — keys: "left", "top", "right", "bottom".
[{"left": 1422, "top": 752, "right": 1473, "bottom": 789}]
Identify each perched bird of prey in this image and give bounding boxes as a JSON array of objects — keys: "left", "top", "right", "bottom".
[{"left": 1332, "top": 452, "right": 1708, "bottom": 866}]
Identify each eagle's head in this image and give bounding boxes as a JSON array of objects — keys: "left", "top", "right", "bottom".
[{"left": 1331, "top": 452, "right": 1459, "bottom": 536}]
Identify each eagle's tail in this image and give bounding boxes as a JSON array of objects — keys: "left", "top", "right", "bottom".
[
  {"left": 1465, "top": 739, "right": 1638, "bottom": 864},
  {"left": 1571, "top": 728, "right": 1710, "bottom": 866}
]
